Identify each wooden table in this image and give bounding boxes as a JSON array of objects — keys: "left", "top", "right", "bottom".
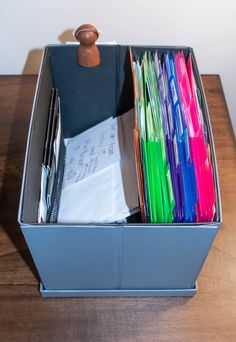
[{"left": 0, "top": 75, "right": 235, "bottom": 341}]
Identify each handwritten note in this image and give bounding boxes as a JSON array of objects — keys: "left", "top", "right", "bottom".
[
  {"left": 63, "top": 117, "right": 120, "bottom": 189},
  {"left": 58, "top": 109, "right": 140, "bottom": 223}
]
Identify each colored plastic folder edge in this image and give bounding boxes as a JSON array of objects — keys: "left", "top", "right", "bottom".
[
  {"left": 129, "top": 48, "right": 175, "bottom": 223},
  {"left": 129, "top": 47, "right": 146, "bottom": 222}
]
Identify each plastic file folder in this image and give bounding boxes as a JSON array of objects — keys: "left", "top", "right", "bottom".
[
  {"left": 130, "top": 48, "right": 215, "bottom": 224},
  {"left": 131, "top": 51, "right": 175, "bottom": 223}
]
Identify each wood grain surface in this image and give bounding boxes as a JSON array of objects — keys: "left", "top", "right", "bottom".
[{"left": 0, "top": 75, "right": 235, "bottom": 342}]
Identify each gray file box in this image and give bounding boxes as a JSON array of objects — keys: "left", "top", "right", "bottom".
[{"left": 18, "top": 44, "right": 222, "bottom": 297}]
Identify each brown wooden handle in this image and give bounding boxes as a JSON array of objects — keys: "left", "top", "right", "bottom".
[{"left": 74, "top": 24, "right": 100, "bottom": 67}]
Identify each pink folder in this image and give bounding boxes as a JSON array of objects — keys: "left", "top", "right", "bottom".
[{"left": 174, "top": 52, "right": 215, "bottom": 222}]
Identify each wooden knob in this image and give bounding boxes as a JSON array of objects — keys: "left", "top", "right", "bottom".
[{"left": 74, "top": 24, "right": 100, "bottom": 67}]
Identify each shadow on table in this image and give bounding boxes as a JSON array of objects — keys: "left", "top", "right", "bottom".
[{"left": 0, "top": 75, "right": 39, "bottom": 282}]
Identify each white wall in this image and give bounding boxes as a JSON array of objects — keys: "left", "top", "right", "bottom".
[{"left": 1, "top": 0, "right": 236, "bottom": 136}]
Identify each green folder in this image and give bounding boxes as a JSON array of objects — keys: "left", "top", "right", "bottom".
[{"left": 133, "top": 51, "right": 175, "bottom": 223}]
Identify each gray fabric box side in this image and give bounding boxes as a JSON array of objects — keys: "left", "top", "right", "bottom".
[{"left": 18, "top": 48, "right": 53, "bottom": 224}]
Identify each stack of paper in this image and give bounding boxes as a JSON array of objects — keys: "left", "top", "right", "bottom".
[
  {"left": 57, "top": 108, "right": 139, "bottom": 223},
  {"left": 130, "top": 49, "right": 215, "bottom": 223}
]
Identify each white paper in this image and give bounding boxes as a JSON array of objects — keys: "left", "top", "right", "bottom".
[
  {"left": 64, "top": 41, "right": 118, "bottom": 45},
  {"left": 58, "top": 108, "right": 139, "bottom": 224},
  {"left": 38, "top": 165, "right": 48, "bottom": 223},
  {"left": 53, "top": 97, "right": 62, "bottom": 172},
  {"left": 58, "top": 164, "right": 114, "bottom": 223},
  {"left": 63, "top": 116, "right": 120, "bottom": 188}
]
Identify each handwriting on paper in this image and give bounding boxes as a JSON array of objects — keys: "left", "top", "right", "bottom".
[{"left": 63, "top": 117, "right": 120, "bottom": 188}]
